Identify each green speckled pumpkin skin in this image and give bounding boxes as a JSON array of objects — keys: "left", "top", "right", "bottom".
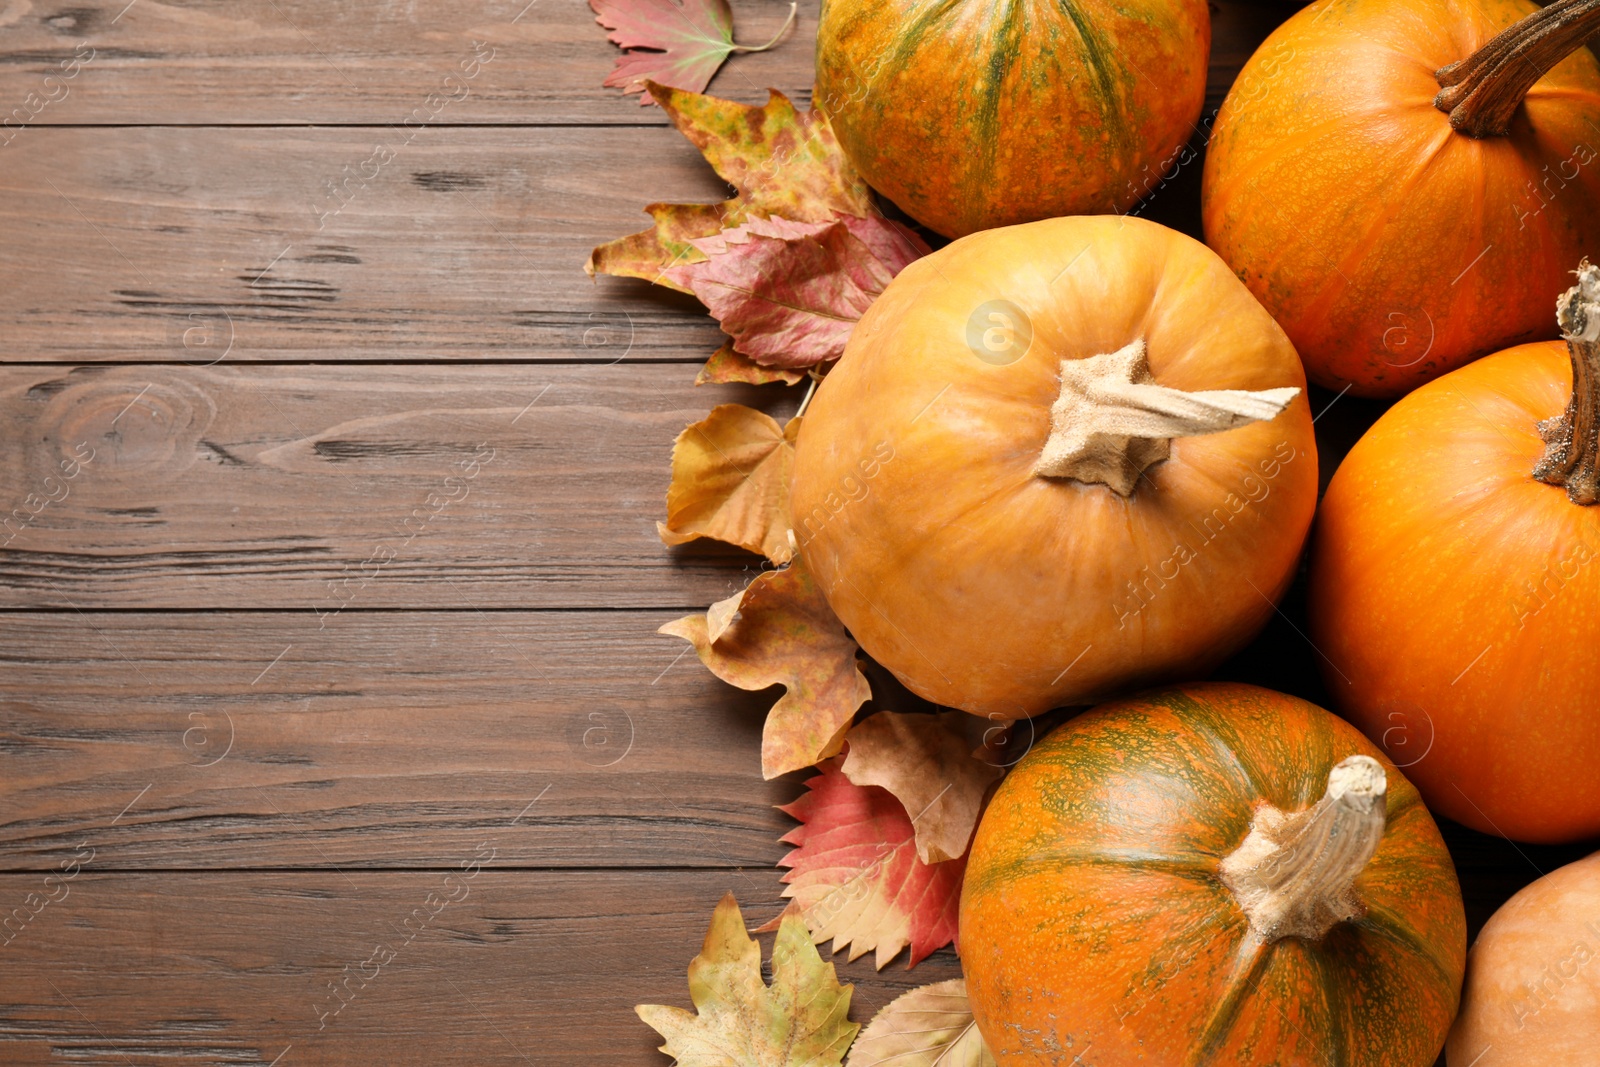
[
  {"left": 815, "top": 0, "right": 1211, "bottom": 238},
  {"left": 961, "top": 682, "right": 1466, "bottom": 1066}
]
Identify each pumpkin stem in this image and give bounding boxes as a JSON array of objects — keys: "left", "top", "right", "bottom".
[
  {"left": 1533, "top": 261, "right": 1600, "bottom": 504},
  {"left": 1218, "top": 755, "right": 1387, "bottom": 944},
  {"left": 1032, "top": 340, "right": 1299, "bottom": 496},
  {"left": 1434, "top": 0, "right": 1600, "bottom": 138}
]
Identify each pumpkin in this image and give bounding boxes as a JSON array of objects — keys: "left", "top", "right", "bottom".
[
  {"left": 961, "top": 682, "right": 1467, "bottom": 1067},
  {"left": 789, "top": 215, "right": 1317, "bottom": 719},
  {"left": 1446, "top": 850, "right": 1600, "bottom": 1066},
  {"left": 815, "top": 0, "right": 1211, "bottom": 238},
  {"left": 1308, "top": 265, "right": 1600, "bottom": 843},
  {"left": 1202, "top": 0, "right": 1600, "bottom": 398}
]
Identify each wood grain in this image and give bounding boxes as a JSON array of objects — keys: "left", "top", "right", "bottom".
[
  {"left": 0, "top": 610, "right": 807, "bottom": 871},
  {"left": 1, "top": 3, "right": 1570, "bottom": 1064},
  {"left": 0, "top": 126, "right": 738, "bottom": 362},
  {"left": 0, "top": 363, "right": 791, "bottom": 609},
  {"left": 0, "top": 0, "right": 1279, "bottom": 128},
  {"left": 0, "top": 869, "right": 961, "bottom": 1065},
  {"left": 0, "top": 0, "right": 820, "bottom": 126}
]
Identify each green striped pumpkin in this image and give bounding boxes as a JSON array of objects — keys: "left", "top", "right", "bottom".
[
  {"left": 815, "top": 0, "right": 1211, "bottom": 237},
  {"left": 961, "top": 682, "right": 1466, "bottom": 1066}
]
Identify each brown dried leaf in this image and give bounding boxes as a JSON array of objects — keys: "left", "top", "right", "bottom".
[
  {"left": 660, "top": 558, "right": 869, "bottom": 778},
  {"left": 846, "top": 979, "right": 995, "bottom": 1067},
  {"left": 841, "top": 711, "right": 1003, "bottom": 865},
  {"left": 658, "top": 404, "right": 799, "bottom": 564}
]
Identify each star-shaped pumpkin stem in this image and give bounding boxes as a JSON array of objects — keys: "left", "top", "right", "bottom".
[{"left": 1034, "top": 339, "right": 1301, "bottom": 495}]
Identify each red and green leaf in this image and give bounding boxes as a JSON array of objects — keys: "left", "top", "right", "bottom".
[{"left": 587, "top": 85, "right": 874, "bottom": 288}]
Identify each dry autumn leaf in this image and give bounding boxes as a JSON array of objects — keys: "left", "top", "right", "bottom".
[
  {"left": 698, "top": 343, "right": 805, "bottom": 386},
  {"left": 586, "top": 84, "right": 873, "bottom": 293},
  {"left": 841, "top": 711, "right": 1003, "bottom": 865},
  {"left": 590, "top": 0, "right": 797, "bottom": 105},
  {"left": 846, "top": 979, "right": 995, "bottom": 1067},
  {"left": 667, "top": 215, "right": 930, "bottom": 369},
  {"left": 771, "top": 760, "right": 964, "bottom": 969},
  {"left": 638, "top": 892, "right": 859, "bottom": 1067},
  {"left": 660, "top": 559, "right": 869, "bottom": 778},
  {"left": 659, "top": 404, "right": 799, "bottom": 563}
]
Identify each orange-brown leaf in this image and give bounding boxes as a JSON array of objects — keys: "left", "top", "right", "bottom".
[
  {"left": 659, "top": 405, "right": 799, "bottom": 564},
  {"left": 660, "top": 559, "right": 869, "bottom": 778},
  {"left": 698, "top": 343, "right": 806, "bottom": 386},
  {"left": 841, "top": 712, "right": 1003, "bottom": 865}
]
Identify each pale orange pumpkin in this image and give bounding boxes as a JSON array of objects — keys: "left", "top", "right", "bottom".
[
  {"left": 790, "top": 216, "right": 1317, "bottom": 718},
  {"left": 1446, "top": 850, "right": 1600, "bottom": 1066}
]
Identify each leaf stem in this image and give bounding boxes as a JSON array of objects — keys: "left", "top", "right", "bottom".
[
  {"left": 729, "top": 2, "right": 797, "bottom": 54},
  {"left": 794, "top": 370, "right": 821, "bottom": 418}
]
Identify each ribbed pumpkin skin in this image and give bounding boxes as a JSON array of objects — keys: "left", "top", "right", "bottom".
[
  {"left": 1446, "top": 851, "right": 1600, "bottom": 1066},
  {"left": 962, "top": 683, "right": 1467, "bottom": 1067},
  {"left": 1309, "top": 342, "right": 1600, "bottom": 844},
  {"left": 816, "top": 0, "right": 1211, "bottom": 238},
  {"left": 790, "top": 216, "right": 1316, "bottom": 718},
  {"left": 1202, "top": 0, "right": 1600, "bottom": 398}
]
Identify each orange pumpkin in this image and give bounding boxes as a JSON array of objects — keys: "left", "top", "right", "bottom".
[
  {"left": 1202, "top": 0, "right": 1600, "bottom": 397},
  {"left": 790, "top": 216, "right": 1317, "bottom": 719},
  {"left": 1309, "top": 265, "right": 1600, "bottom": 843},
  {"left": 1447, "top": 850, "right": 1600, "bottom": 1066},
  {"left": 815, "top": 0, "right": 1211, "bottom": 237},
  {"left": 962, "top": 682, "right": 1467, "bottom": 1067}
]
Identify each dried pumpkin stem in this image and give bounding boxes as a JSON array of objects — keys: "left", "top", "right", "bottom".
[
  {"left": 1218, "top": 755, "right": 1387, "bottom": 944},
  {"left": 1033, "top": 340, "right": 1299, "bottom": 496},
  {"left": 1434, "top": 0, "right": 1600, "bottom": 138},
  {"left": 1533, "top": 261, "right": 1600, "bottom": 504}
]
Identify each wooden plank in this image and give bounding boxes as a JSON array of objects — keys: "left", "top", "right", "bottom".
[
  {"left": 0, "top": 0, "right": 1278, "bottom": 128},
  {"left": 0, "top": 126, "right": 737, "bottom": 363},
  {"left": 0, "top": 0, "right": 820, "bottom": 126},
  {"left": 0, "top": 8, "right": 1294, "bottom": 365},
  {"left": 0, "top": 869, "right": 962, "bottom": 1065},
  {"left": 0, "top": 363, "right": 790, "bottom": 609},
  {"left": 0, "top": 610, "right": 805, "bottom": 871}
]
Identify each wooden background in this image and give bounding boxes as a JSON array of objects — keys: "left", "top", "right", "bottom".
[{"left": 1, "top": 2, "right": 1595, "bottom": 1064}]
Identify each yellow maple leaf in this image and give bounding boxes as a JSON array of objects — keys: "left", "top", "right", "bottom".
[{"left": 638, "top": 892, "right": 859, "bottom": 1067}]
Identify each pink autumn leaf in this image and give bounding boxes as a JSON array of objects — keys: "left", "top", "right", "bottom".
[
  {"left": 767, "top": 759, "right": 964, "bottom": 969},
  {"left": 590, "top": 0, "right": 797, "bottom": 105},
  {"left": 667, "top": 215, "right": 931, "bottom": 369}
]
